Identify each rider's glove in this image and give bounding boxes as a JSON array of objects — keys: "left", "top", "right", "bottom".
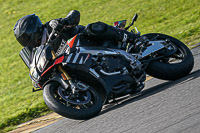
[{"left": 49, "top": 20, "right": 63, "bottom": 31}]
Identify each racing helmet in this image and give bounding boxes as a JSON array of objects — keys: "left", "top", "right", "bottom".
[{"left": 14, "top": 14, "right": 43, "bottom": 47}]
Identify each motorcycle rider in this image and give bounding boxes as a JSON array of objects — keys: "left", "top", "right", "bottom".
[{"left": 14, "top": 10, "right": 143, "bottom": 56}]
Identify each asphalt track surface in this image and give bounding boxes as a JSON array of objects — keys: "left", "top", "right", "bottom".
[{"left": 34, "top": 47, "right": 200, "bottom": 133}]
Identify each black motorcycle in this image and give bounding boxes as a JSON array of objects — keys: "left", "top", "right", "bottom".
[{"left": 19, "top": 14, "right": 194, "bottom": 120}]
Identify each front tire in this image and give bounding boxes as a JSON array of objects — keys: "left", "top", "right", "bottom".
[
  {"left": 43, "top": 82, "right": 102, "bottom": 120},
  {"left": 144, "top": 33, "right": 194, "bottom": 80}
]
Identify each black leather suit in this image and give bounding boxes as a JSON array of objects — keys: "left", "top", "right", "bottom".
[{"left": 44, "top": 10, "right": 138, "bottom": 53}]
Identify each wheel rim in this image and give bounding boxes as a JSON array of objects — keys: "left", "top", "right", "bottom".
[
  {"left": 57, "top": 85, "right": 92, "bottom": 105},
  {"left": 152, "top": 38, "right": 187, "bottom": 64},
  {"left": 162, "top": 42, "right": 186, "bottom": 64},
  {"left": 51, "top": 82, "right": 97, "bottom": 109}
]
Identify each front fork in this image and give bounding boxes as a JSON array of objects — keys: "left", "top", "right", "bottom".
[{"left": 51, "top": 50, "right": 76, "bottom": 93}]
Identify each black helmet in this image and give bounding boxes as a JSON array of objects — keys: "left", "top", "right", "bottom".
[{"left": 14, "top": 14, "right": 43, "bottom": 47}]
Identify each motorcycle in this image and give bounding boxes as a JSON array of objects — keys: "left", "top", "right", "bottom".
[{"left": 19, "top": 14, "right": 194, "bottom": 120}]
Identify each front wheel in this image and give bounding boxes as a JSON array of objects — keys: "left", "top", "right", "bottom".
[
  {"left": 43, "top": 81, "right": 102, "bottom": 120},
  {"left": 144, "top": 33, "right": 194, "bottom": 80}
]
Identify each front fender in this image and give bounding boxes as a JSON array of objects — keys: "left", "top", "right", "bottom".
[
  {"left": 42, "top": 71, "right": 109, "bottom": 103},
  {"left": 42, "top": 73, "right": 69, "bottom": 89}
]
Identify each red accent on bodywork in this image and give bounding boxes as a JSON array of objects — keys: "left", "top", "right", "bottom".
[
  {"left": 38, "top": 84, "right": 42, "bottom": 88},
  {"left": 54, "top": 56, "right": 64, "bottom": 64},
  {"left": 67, "top": 35, "right": 77, "bottom": 48},
  {"left": 86, "top": 54, "right": 90, "bottom": 61},
  {"left": 41, "top": 64, "right": 54, "bottom": 77},
  {"left": 41, "top": 56, "right": 64, "bottom": 77}
]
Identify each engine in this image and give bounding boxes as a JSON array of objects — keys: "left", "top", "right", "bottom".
[
  {"left": 98, "top": 56, "right": 129, "bottom": 73},
  {"left": 96, "top": 55, "right": 144, "bottom": 78},
  {"left": 94, "top": 55, "right": 146, "bottom": 94}
]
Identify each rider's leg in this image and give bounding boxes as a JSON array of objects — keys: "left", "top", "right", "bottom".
[{"left": 83, "top": 21, "right": 138, "bottom": 43}]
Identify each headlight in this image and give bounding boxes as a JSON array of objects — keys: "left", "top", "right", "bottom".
[
  {"left": 37, "top": 56, "right": 48, "bottom": 72},
  {"left": 32, "top": 80, "right": 40, "bottom": 88},
  {"left": 30, "top": 66, "right": 40, "bottom": 81}
]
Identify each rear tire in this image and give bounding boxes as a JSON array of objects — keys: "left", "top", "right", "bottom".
[
  {"left": 43, "top": 82, "right": 102, "bottom": 120},
  {"left": 144, "top": 33, "right": 194, "bottom": 80}
]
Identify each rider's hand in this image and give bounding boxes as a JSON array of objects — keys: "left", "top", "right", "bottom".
[{"left": 49, "top": 20, "right": 63, "bottom": 31}]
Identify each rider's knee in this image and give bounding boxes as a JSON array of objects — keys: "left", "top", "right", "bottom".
[{"left": 85, "top": 21, "right": 108, "bottom": 35}]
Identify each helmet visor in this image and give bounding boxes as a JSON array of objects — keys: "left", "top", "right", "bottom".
[{"left": 17, "top": 31, "right": 42, "bottom": 47}]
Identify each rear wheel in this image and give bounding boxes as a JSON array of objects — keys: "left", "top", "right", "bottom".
[
  {"left": 144, "top": 33, "right": 194, "bottom": 80},
  {"left": 43, "top": 81, "right": 102, "bottom": 120}
]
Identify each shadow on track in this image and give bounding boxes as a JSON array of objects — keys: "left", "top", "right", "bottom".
[{"left": 98, "top": 69, "right": 200, "bottom": 116}]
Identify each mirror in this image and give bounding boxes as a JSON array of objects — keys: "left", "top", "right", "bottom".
[
  {"left": 132, "top": 14, "right": 138, "bottom": 23},
  {"left": 113, "top": 20, "right": 127, "bottom": 29}
]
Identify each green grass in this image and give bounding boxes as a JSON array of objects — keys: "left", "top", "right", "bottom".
[{"left": 0, "top": 0, "right": 199, "bottom": 132}]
